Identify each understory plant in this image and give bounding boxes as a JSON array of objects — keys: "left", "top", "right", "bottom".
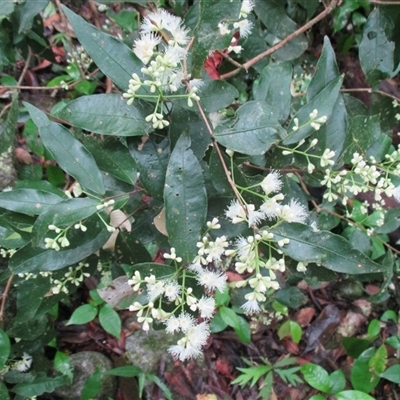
[{"left": 1, "top": 0, "right": 400, "bottom": 398}]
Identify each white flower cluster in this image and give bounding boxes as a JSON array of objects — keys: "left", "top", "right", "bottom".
[
  {"left": 10, "top": 352, "right": 32, "bottom": 372},
  {"left": 67, "top": 45, "right": 92, "bottom": 72},
  {"left": 123, "top": 9, "right": 201, "bottom": 128},
  {"left": 321, "top": 150, "right": 400, "bottom": 206},
  {"left": 127, "top": 241, "right": 226, "bottom": 361},
  {"left": 217, "top": 0, "right": 255, "bottom": 54}
]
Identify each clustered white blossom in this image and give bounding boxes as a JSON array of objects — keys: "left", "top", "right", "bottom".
[
  {"left": 123, "top": 9, "right": 201, "bottom": 128},
  {"left": 127, "top": 170, "right": 309, "bottom": 360},
  {"left": 9, "top": 352, "right": 32, "bottom": 372}
]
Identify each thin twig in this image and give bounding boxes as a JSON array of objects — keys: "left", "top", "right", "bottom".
[
  {"left": 341, "top": 88, "right": 400, "bottom": 103},
  {"left": 17, "top": 46, "right": 33, "bottom": 86},
  {"left": 0, "top": 275, "right": 14, "bottom": 325},
  {"left": 219, "top": 0, "right": 340, "bottom": 80},
  {"left": 217, "top": 50, "right": 244, "bottom": 69},
  {"left": 0, "top": 103, "right": 11, "bottom": 119},
  {"left": 369, "top": 0, "right": 400, "bottom": 4}
]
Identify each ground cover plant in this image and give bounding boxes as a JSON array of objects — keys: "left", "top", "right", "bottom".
[{"left": 1, "top": 0, "right": 400, "bottom": 399}]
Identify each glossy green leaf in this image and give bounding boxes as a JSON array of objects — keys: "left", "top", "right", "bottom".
[
  {"left": 129, "top": 136, "right": 170, "bottom": 200},
  {"left": 342, "top": 337, "right": 371, "bottom": 359},
  {"left": 54, "top": 352, "right": 73, "bottom": 380},
  {"left": 386, "top": 335, "right": 400, "bottom": 349},
  {"left": 66, "top": 304, "right": 98, "bottom": 325},
  {"left": 301, "top": 363, "right": 331, "bottom": 393},
  {"left": 271, "top": 223, "right": 385, "bottom": 274},
  {"left": 278, "top": 320, "right": 302, "bottom": 344},
  {"left": 164, "top": 134, "right": 207, "bottom": 263},
  {"left": 359, "top": 8, "right": 396, "bottom": 87},
  {"left": 32, "top": 198, "right": 100, "bottom": 247},
  {"left": 380, "top": 364, "right": 400, "bottom": 384},
  {"left": 214, "top": 101, "right": 285, "bottom": 156},
  {"left": 24, "top": 102, "right": 105, "bottom": 196},
  {"left": 0, "top": 189, "right": 63, "bottom": 216},
  {"left": 99, "top": 303, "right": 121, "bottom": 338},
  {"left": 0, "top": 92, "right": 18, "bottom": 153},
  {"left": 0, "top": 382, "right": 9, "bottom": 400},
  {"left": 381, "top": 310, "right": 398, "bottom": 323},
  {"left": 254, "top": 0, "right": 308, "bottom": 61},
  {"left": 210, "top": 311, "right": 228, "bottom": 333},
  {"left": 103, "top": 366, "right": 141, "bottom": 377},
  {"left": 173, "top": 81, "right": 238, "bottom": 113},
  {"left": 0, "top": 329, "right": 10, "bottom": 370},
  {"left": 335, "top": 391, "right": 375, "bottom": 400},
  {"left": 115, "top": 232, "right": 152, "bottom": 265},
  {"left": 329, "top": 369, "right": 346, "bottom": 394},
  {"left": 351, "top": 347, "right": 380, "bottom": 393},
  {"left": 341, "top": 114, "right": 381, "bottom": 163},
  {"left": 275, "top": 287, "right": 308, "bottom": 309},
  {"left": 82, "top": 137, "right": 137, "bottom": 185},
  {"left": 252, "top": 62, "right": 292, "bottom": 123},
  {"left": 307, "top": 37, "right": 340, "bottom": 101},
  {"left": 62, "top": 6, "right": 142, "bottom": 91},
  {"left": 81, "top": 368, "right": 102, "bottom": 400},
  {"left": 57, "top": 94, "right": 154, "bottom": 136},
  {"left": 190, "top": 0, "right": 241, "bottom": 77},
  {"left": 283, "top": 75, "right": 343, "bottom": 145},
  {"left": 368, "top": 344, "right": 387, "bottom": 375},
  {"left": 10, "top": 216, "right": 110, "bottom": 274},
  {"left": 309, "top": 396, "right": 326, "bottom": 400},
  {"left": 234, "top": 315, "right": 251, "bottom": 344},
  {"left": 367, "top": 319, "right": 381, "bottom": 339},
  {"left": 219, "top": 306, "right": 240, "bottom": 330},
  {"left": 12, "top": 373, "right": 66, "bottom": 397}
]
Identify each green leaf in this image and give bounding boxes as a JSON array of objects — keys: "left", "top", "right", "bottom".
[
  {"left": 173, "top": 81, "right": 238, "bottom": 113},
  {"left": 254, "top": 0, "right": 308, "bottom": 61},
  {"left": 0, "top": 0, "right": 14, "bottom": 16},
  {"left": 129, "top": 136, "right": 170, "bottom": 201},
  {"left": 380, "top": 364, "right": 400, "bottom": 384},
  {"left": 335, "top": 390, "right": 375, "bottom": 400},
  {"left": 99, "top": 303, "right": 121, "bottom": 338},
  {"left": 115, "top": 232, "right": 152, "bottom": 265},
  {"left": 359, "top": 8, "right": 396, "bottom": 87},
  {"left": 57, "top": 94, "right": 154, "bottom": 136},
  {"left": 82, "top": 137, "right": 137, "bottom": 185},
  {"left": 214, "top": 101, "right": 285, "bottom": 156},
  {"left": 351, "top": 347, "right": 380, "bottom": 393},
  {"left": 0, "top": 382, "right": 9, "bottom": 400},
  {"left": 234, "top": 315, "right": 251, "bottom": 344},
  {"left": 24, "top": 102, "right": 105, "bottom": 196},
  {"left": 210, "top": 311, "right": 228, "bottom": 333},
  {"left": 0, "top": 92, "right": 18, "bottom": 153},
  {"left": 32, "top": 198, "right": 100, "bottom": 247},
  {"left": 252, "top": 62, "right": 293, "bottom": 123},
  {"left": 307, "top": 37, "right": 340, "bottom": 101},
  {"left": 10, "top": 216, "right": 110, "bottom": 274},
  {"left": 274, "top": 287, "right": 308, "bottom": 309},
  {"left": 367, "top": 319, "right": 381, "bottom": 339},
  {"left": 164, "top": 134, "right": 207, "bottom": 263},
  {"left": 341, "top": 115, "right": 381, "bottom": 163},
  {"left": 81, "top": 368, "right": 102, "bottom": 400},
  {"left": 271, "top": 223, "right": 386, "bottom": 274},
  {"left": 0, "top": 189, "right": 63, "bottom": 216},
  {"left": 386, "top": 335, "right": 400, "bottom": 350},
  {"left": 190, "top": 0, "right": 241, "bottom": 77},
  {"left": 17, "top": 0, "right": 48, "bottom": 33},
  {"left": 368, "top": 344, "right": 387, "bottom": 375},
  {"left": 342, "top": 337, "right": 372, "bottom": 359},
  {"left": 66, "top": 304, "right": 98, "bottom": 325},
  {"left": 278, "top": 320, "right": 302, "bottom": 344},
  {"left": 309, "top": 396, "right": 326, "bottom": 400},
  {"left": 0, "top": 329, "right": 10, "bottom": 370},
  {"left": 301, "top": 363, "right": 331, "bottom": 393},
  {"left": 329, "top": 369, "right": 346, "bottom": 394},
  {"left": 54, "top": 352, "right": 73, "bottom": 381},
  {"left": 61, "top": 6, "right": 142, "bottom": 91},
  {"left": 12, "top": 374, "right": 66, "bottom": 397},
  {"left": 146, "top": 374, "right": 174, "bottom": 400},
  {"left": 103, "top": 365, "right": 141, "bottom": 377},
  {"left": 219, "top": 306, "right": 240, "bottom": 330},
  {"left": 283, "top": 75, "right": 343, "bottom": 145}
]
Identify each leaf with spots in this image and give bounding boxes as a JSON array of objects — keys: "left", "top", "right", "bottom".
[
  {"left": 164, "top": 134, "right": 207, "bottom": 263},
  {"left": 271, "top": 223, "right": 386, "bottom": 275}
]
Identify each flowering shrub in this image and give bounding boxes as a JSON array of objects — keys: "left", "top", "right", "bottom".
[{"left": 1, "top": 0, "right": 400, "bottom": 397}]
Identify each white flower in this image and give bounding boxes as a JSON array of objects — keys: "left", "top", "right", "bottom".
[
  {"left": 147, "top": 281, "right": 165, "bottom": 301},
  {"left": 165, "top": 316, "right": 181, "bottom": 333},
  {"left": 393, "top": 186, "right": 400, "bottom": 202},
  {"left": 218, "top": 22, "right": 231, "bottom": 35},
  {"left": 164, "top": 281, "right": 181, "bottom": 301},
  {"left": 164, "top": 247, "right": 182, "bottom": 262},
  {"left": 241, "top": 291, "right": 265, "bottom": 314},
  {"left": 196, "top": 269, "right": 227, "bottom": 292},
  {"left": 225, "top": 200, "right": 247, "bottom": 224},
  {"left": 275, "top": 199, "right": 308, "bottom": 224},
  {"left": 178, "top": 312, "right": 195, "bottom": 333},
  {"left": 197, "top": 296, "right": 215, "bottom": 319},
  {"left": 320, "top": 149, "right": 336, "bottom": 167},
  {"left": 240, "top": 0, "right": 255, "bottom": 18},
  {"left": 138, "top": 316, "right": 153, "bottom": 331},
  {"left": 133, "top": 33, "right": 161, "bottom": 64},
  {"left": 13, "top": 353, "right": 32, "bottom": 372},
  {"left": 128, "top": 271, "right": 142, "bottom": 291},
  {"left": 206, "top": 236, "right": 228, "bottom": 262},
  {"left": 296, "top": 261, "right": 308, "bottom": 272},
  {"left": 260, "top": 171, "right": 282, "bottom": 195},
  {"left": 233, "top": 19, "right": 253, "bottom": 38},
  {"left": 206, "top": 217, "right": 221, "bottom": 230},
  {"left": 260, "top": 193, "right": 284, "bottom": 220}
]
